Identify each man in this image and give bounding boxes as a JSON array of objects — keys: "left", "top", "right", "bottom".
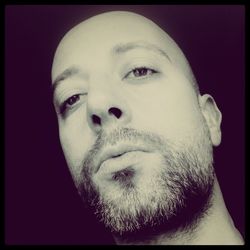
[{"left": 51, "top": 11, "right": 244, "bottom": 245}]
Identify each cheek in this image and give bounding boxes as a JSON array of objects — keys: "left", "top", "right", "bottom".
[{"left": 129, "top": 76, "right": 203, "bottom": 141}]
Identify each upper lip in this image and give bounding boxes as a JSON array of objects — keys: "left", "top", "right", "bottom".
[{"left": 95, "top": 144, "right": 149, "bottom": 173}]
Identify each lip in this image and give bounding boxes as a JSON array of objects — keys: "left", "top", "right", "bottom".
[{"left": 95, "top": 144, "right": 150, "bottom": 173}]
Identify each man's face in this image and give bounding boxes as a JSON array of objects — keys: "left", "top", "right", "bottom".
[{"left": 52, "top": 12, "right": 217, "bottom": 235}]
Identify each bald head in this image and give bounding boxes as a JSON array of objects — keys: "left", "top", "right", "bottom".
[{"left": 52, "top": 11, "right": 199, "bottom": 93}]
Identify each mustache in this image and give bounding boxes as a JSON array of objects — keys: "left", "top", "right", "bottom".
[
  {"left": 88, "top": 127, "right": 167, "bottom": 156},
  {"left": 80, "top": 127, "right": 169, "bottom": 175}
]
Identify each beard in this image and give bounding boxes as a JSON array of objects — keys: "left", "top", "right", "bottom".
[{"left": 77, "top": 122, "right": 215, "bottom": 240}]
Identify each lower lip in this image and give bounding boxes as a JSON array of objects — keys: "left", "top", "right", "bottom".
[{"left": 97, "top": 151, "right": 146, "bottom": 175}]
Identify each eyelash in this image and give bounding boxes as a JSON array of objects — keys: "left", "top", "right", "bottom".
[
  {"left": 59, "top": 94, "right": 81, "bottom": 114},
  {"left": 124, "top": 66, "right": 158, "bottom": 79}
]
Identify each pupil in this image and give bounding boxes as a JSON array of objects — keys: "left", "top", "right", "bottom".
[
  {"left": 68, "top": 95, "right": 78, "bottom": 105},
  {"left": 135, "top": 68, "right": 147, "bottom": 77}
]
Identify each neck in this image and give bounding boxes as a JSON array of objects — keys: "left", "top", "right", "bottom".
[{"left": 113, "top": 177, "right": 244, "bottom": 245}]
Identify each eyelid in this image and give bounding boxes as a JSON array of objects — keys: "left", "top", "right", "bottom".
[
  {"left": 55, "top": 85, "right": 86, "bottom": 104},
  {"left": 118, "top": 54, "right": 162, "bottom": 75},
  {"left": 54, "top": 79, "right": 87, "bottom": 103}
]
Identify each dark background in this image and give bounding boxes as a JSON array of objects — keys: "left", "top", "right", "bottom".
[{"left": 5, "top": 5, "right": 245, "bottom": 244}]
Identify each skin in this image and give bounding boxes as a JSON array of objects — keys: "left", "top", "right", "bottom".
[{"left": 51, "top": 11, "right": 244, "bottom": 245}]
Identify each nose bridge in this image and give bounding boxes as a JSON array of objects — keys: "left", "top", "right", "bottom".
[
  {"left": 86, "top": 75, "right": 130, "bottom": 132},
  {"left": 88, "top": 73, "right": 120, "bottom": 107}
]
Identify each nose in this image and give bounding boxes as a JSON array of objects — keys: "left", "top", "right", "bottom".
[
  {"left": 86, "top": 89, "right": 131, "bottom": 133},
  {"left": 91, "top": 106, "right": 122, "bottom": 126}
]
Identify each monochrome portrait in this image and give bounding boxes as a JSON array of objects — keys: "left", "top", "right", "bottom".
[{"left": 5, "top": 5, "right": 245, "bottom": 245}]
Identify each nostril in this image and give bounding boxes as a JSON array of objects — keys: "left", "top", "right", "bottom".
[
  {"left": 92, "top": 114, "right": 101, "bottom": 125},
  {"left": 109, "top": 107, "right": 122, "bottom": 119}
]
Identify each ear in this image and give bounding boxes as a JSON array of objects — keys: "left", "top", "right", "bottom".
[{"left": 198, "top": 94, "right": 222, "bottom": 146}]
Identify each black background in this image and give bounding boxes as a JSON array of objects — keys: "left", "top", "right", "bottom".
[{"left": 5, "top": 5, "right": 245, "bottom": 244}]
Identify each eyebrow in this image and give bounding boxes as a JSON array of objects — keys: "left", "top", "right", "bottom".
[
  {"left": 112, "top": 41, "right": 172, "bottom": 62},
  {"left": 52, "top": 42, "right": 171, "bottom": 97}
]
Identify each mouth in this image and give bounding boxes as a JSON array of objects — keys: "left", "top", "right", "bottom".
[{"left": 95, "top": 144, "right": 149, "bottom": 174}]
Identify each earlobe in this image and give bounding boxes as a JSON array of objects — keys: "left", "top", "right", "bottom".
[{"left": 199, "top": 94, "right": 222, "bottom": 146}]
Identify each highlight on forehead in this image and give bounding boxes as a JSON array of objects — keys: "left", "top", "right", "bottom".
[
  {"left": 56, "top": 10, "right": 163, "bottom": 49},
  {"left": 71, "top": 11, "right": 157, "bottom": 30}
]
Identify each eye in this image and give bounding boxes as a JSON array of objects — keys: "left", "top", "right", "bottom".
[
  {"left": 125, "top": 67, "right": 158, "bottom": 79},
  {"left": 60, "top": 94, "right": 81, "bottom": 114}
]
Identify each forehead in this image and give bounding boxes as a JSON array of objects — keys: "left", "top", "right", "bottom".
[{"left": 51, "top": 13, "right": 174, "bottom": 79}]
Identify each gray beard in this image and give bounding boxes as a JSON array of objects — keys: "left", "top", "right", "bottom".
[{"left": 78, "top": 126, "right": 215, "bottom": 240}]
